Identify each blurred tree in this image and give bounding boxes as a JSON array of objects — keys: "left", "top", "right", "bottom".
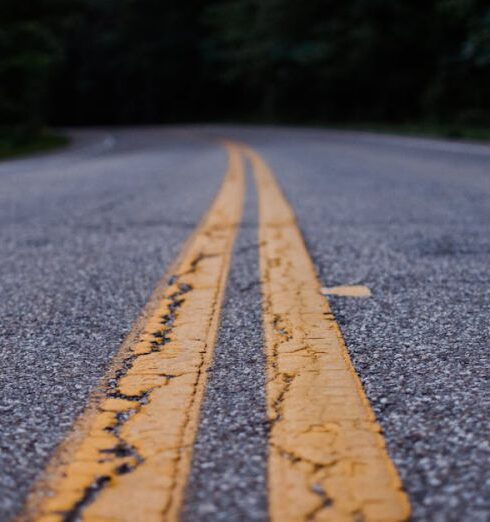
[
  {"left": 49, "top": 0, "right": 214, "bottom": 124},
  {"left": 0, "top": 0, "right": 65, "bottom": 138},
  {"left": 205, "top": 0, "right": 440, "bottom": 121},
  {"left": 430, "top": 0, "right": 490, "bottom": 123},
  {"left": 0, "top": 0, "right": 489, "bottom": 131}
]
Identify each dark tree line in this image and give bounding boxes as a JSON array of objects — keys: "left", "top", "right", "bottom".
[{"left": 1, "top": 0, "right": 490, "bottom": 133}]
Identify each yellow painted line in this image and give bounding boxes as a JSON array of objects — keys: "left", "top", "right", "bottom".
[
  {"left": 242, "top": 145, "right": 410, "bottom": 521},
  {"left": 321, "top": 285, "right": 372, "bottom": 298},
  {"left": 25, "top": 143, "right": 245, "bottom": 522}
]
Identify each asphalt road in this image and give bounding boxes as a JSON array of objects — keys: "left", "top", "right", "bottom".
[
  {"left": 183, "top": 167, "right": 268, "bottom": 521},
  {"left": 1, "top": 126, "right": 489, "bottom": 521}
]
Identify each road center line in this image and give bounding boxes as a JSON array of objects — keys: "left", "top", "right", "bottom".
[
  {"left": 24, "top": 143, "right": 245, "bottom": 522},
  {"left": 182, "top": 163, "right": 268, "bottom": 520},
  {"left": 242, "top": 145, "right": 411, "bottom": 521},
  {"left": 22, "top": 140, "right": 410, "bottom": 522}
]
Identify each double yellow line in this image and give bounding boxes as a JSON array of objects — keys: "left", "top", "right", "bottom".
[{"left": 23, "top": 143, "right": 410, "bottom": 522}]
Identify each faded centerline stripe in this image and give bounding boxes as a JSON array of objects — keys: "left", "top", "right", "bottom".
[
  {"left": 242, "top": 145, "right": 410, "bottom": 521},
  {"left": 24, "top": 143, "right": 245, "bottom": 522}
]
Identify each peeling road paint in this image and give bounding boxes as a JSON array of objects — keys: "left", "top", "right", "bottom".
[
  {"left": 24, "top": 143, "right": 245, "bottom": 522},
  {"left": 21, "top": 140, "right": 410, "bottom": 522},
  {"left": 321, "top": 286, "right": 372, "bottom": 298},
  {"left": 243, "top": 145, "right": 410, "bottom": 522}
]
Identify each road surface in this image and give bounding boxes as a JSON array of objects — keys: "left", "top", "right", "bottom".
[{"left": 0, "top": 126, "right": 489, "bottom": 521}]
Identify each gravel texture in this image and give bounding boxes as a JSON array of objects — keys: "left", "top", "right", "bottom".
[
  {"left": 183, "top": 167, "right": 268, "bottom": 521},
  {"left": 2, "top": 126, "right": 490, "bottom": 521},
  {"left": 0, "top": 128, "right": 224, "bottom": 521},
  {"left": 227, "top": 127, "right": 490, "bottom": 522}
]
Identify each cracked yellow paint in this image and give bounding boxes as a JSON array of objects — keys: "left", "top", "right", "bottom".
[
  {"left": 25, "top": 143, "right": 245, "bottom": 522},
  {"left": 242, "top": 145, "right": 410, "bottom": 522}
]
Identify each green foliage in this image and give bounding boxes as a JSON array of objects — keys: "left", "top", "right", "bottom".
[
  {"left": 0, "top": 0, "right": 78, "bottom": 139},
  {"left": 0, "top": 0, "right": 489, "bottom": 129},
  {"left": 0, "top": 128, "right": 68, "bottom": 159}
]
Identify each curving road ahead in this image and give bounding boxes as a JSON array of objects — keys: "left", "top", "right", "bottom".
[{"left": 1, "top": 126, "right": 489, "bottom": 521}]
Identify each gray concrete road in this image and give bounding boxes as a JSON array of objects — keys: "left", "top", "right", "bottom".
[{"left": 1, "top": 126, "right": 489, "bottom": 521}]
